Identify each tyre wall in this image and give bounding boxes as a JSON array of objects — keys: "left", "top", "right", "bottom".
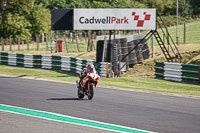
[{"left": 96, "top": 34, "right": 150, "bottom": 72}]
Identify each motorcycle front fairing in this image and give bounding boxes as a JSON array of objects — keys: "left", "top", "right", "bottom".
[
  {"left": 81, "top": 76, "right": 89, "bottom": 88},
  {"left": 80, "top": 71, "right": 100, "bottom": 88}
]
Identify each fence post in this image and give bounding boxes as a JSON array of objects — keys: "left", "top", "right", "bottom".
[
  {"left": 42, "top": 33, "right": 44, "bottom": 43},
  {"left": 94, "top": 32, "right": 96, "bottom": 40},
  {"left": 87, "top": 31, "right": 91, "bottom": 52},
  {"left": 55, "top": 34, "right": 58, "bottom": 52},
  {"left": 75, "top": 33, "right": 80, "bottom": 53},
  {"left": 10, "top": 36, "right": 12, "bottom": 51},
  {"left": 64, "top": 34, "right": 69, "bottom": 53},
  {"left": 85, "top": 32, "right": 87, "bottom": 42},
  {"left": 91, "top": 33, "right": 96, "bottom": 51},
  {"left": 27, "top": 36, "right": 29, "bottom": 51},
  {"left": 152, "top": 34, "right": 154, "bottom": 58},
  {"left": 72, "top": 33, "right": 74, "bottom": 43},
  {"left": 102, "top": 36, "right": 107, "bottom": 62},
  {"left": 90, "top": 33, "right": 93, "bottom": 51},
  {"left": 46, "top": 33, "right": 48, "bottom": 51},
  {"left": 80, "top": 33, "right": 82, "bottom": 42},
  {"left": 36, "top": 36, "right": 39, "bottom": 51},
  {"left": 1, "top": 37, "right": 4, "bottom": 51},
  {"left": 184, "top": 23, "right": 186, "bottom": 44},
  {"left": 106, "top": 62, "right": 109, "bottom": 78},
  {"left": 192, "top": 27, "right": 193, "bottom": 41},
  {"left": 18, "top": 37, "right": 20, "bottom": 51}
]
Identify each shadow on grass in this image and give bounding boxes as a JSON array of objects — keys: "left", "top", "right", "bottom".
[
  {"left": 0, "top": 75, "right": 27, "bottom": 78},
  {"left": 18, "top": 75, "right": 28, "bottom": 77}
]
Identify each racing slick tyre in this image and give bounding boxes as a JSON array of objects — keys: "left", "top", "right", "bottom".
[
  {"left": 88, "top": 85, "right": 94, "bottom": 100},
  {"left": 77, "top": 89, "right": 85, "bottom": 99}
]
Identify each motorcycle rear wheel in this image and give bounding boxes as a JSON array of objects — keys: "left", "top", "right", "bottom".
[
  {"left": 88, "top": 85, "right": 94, "bottom": 100},
  {"left": 77, "top": 89, "right": 85, "bottom": 99}
]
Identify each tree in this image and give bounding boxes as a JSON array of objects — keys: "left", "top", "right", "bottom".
[
  {"left": 0, "top": 0, "right": 50, "bottom": 38},
  {"left": 30, "top": 4, "right": 51, "bottom": 36},
  {"left": 111, "top": 0, "right": 135, "bottom": 8},
  {"left": 179, "top": 0, "right": 193, "bottom": 18},
  {"left": 3, "top": 13, "right": 31, "bottom": 38},
  {"left": 188, "top": 0, "right": 200, "bottom": 15}
]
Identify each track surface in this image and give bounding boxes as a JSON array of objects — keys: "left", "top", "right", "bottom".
[{"left": 0, "top": 76, "right": 200, "bottom": 133}]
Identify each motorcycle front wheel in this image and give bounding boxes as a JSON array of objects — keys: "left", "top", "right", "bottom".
[
  {"left": 88, "top": 85, "right": 94, "bottom": 100},
  {"left": 77, "top": 89, "right": 85, "bottom": 99}
]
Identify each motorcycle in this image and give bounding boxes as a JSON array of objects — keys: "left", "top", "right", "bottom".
[{"left": 76, "top": 70, "right": 100, "bottom": 100}]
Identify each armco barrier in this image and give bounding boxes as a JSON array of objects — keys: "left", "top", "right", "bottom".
[
  {"left": 0, "top": 52, "right": 112, "bottom": 78},
  {"left": 155, "top": 61, "right": 200, "bottom": 83}
]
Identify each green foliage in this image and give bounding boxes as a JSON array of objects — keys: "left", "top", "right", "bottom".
[
  {"left": 178, "top": 0, "right": 193, "bottom": 18},
  {"left": 189, "top": 0, "right": 200, "bottom": 15},
  {"left": 69, "top": 0, "right": 92, "bottom": 8},
  {"left": 133, "top": 1, "right": 148, "bottom": 8},
  {"left": 0, "top": 0, "right": 199, "bottom": 39},
  {"left": 0, "top": 0, "right": 50, "bottom": 39},
  {"left": 159, "top": 15, "right": 194, "bottom": 26},
  {"left": 110, "top": 0, "right": 135, "bottom": 8},
  {"left": 30, "top": 4, "right": 51, "bottom": 36},
  {"left": 3, "top": 13, "right": 31, "bottom": 38},
  {"left": 147, "top": 0, "right": 174, "bottom": 14}
]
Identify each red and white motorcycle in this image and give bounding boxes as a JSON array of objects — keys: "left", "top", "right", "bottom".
[{"left": 76, "top": 69, "right": 100, "bottom": 100}]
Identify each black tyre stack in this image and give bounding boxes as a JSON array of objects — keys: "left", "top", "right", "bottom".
[
  {"left": 96, "top": 34, "right": 150, "bottom": 74},
  {"left": 142, "top": 39, "right": 150, "bottom": 60},
  {"left": 116, "top": 39, "right": 122, "bottom": 62},
  {"left": 135, "top": 39, "right": 144, "bottom": 64},
  {"left": 128, "top": 41, "right": 137, "bottom": 66},
  {"left": 112, "top": 41, "right": 118, "bottom": 76},
  {"left": 120, "top": 38, "right": 128, "bottom": 61},
  {"left": 96, "top": 40, "right": 104, "bottom": 62}
]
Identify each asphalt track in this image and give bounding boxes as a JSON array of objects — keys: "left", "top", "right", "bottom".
[{"left": 0, "top": 76, "right": 200, "bottom": 133}]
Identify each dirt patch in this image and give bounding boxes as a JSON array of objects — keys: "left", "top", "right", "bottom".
[{"left": 181, "top": 50, "right": 200, "bottom": 64}]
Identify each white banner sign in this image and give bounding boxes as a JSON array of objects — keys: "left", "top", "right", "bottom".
[{"left": 74, "top": 8, "right": 156, "bottom": 30}]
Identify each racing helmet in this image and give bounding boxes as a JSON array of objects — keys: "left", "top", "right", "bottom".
[{"left": 87, "top": 64, "right": 95, "bottom": 72}]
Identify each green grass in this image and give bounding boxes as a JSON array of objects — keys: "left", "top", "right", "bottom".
[
  {"left": 99, "top": 77, "right": 200, "bottom": 96},
  {"left": 0, "top": 65, "right": 199, "bottom": 97},
  {"left": 0, "top": 65, "right": 78, "bottom": 82}
]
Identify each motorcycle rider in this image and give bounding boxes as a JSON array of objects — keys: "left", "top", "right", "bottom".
[{"left": 79, "top": 64, "right": 95, "bottom": 88}]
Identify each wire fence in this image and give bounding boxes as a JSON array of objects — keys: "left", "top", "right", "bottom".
[
  {"left": 0, "top": 33, "right": 92, "bottom": 53},
  {"left": 146, "top": 21, "right": 200, "bottom": 46},
  {"left": 0, "top": 21, "right": 199, "bottom": 54}
]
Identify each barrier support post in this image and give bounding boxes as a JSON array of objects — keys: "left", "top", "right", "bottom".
[
  {"left": 106, "top": 62, "right": 109, "bottom": 78},
  {"left": 109, "top": 63, "right": 112, "bottom": 78}
]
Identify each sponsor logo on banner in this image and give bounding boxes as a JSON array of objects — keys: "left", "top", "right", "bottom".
[
  {"left": 132, "top": 12, "right": 151, "bottom": 27},
  {"left": 74, "top": 8, "right": 156, "bottom": 30}
]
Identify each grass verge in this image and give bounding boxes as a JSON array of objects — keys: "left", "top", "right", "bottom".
[{"left": 0, "top": 65, "right": 199, "bottom": 97}]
